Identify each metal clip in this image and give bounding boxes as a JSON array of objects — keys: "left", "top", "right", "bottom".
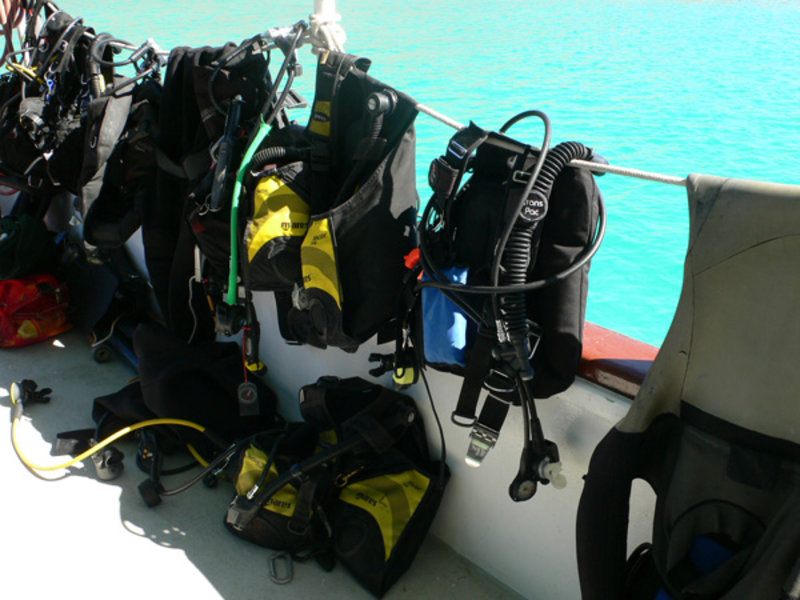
[
  {"left": 269, "top": 551, "right": 294, "bottom": 585},
  {"left": 465, "top": 424, "right": 499, "bottom": 468},
  {"left": 44, "top": 78, "right": 56, "bottom": 104},
  {"left": 334, "top": 465, "right": 365, "bottom": 488},
  {"left": 447, "top": 139, "right": 468, "bottom": 159}
]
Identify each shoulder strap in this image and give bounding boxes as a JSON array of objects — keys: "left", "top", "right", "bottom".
[
  {"left": 428, "top": 122, "right": 488, "bottom": 220},
  {"left": 306, "top": 52, "right": 370, "bottom": 209}
]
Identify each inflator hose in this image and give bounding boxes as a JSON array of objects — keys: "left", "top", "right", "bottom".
[
  {"left": 9, "top": 382, "right": 227, "bottom": 473},
  {"left": 226, "top": 23, "right": 306, "bottom": 306},
  {"left": 248, "top": 145, "right": 304, "bottom": 173},
  {"left": 498, "top": 141, "right": 594, "bottom": 375}
]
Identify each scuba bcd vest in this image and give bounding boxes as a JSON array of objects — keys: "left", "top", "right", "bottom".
[
  {"left": 406, "top": 116, "right": 605, "bottom": 501},
  {"left": 148, "top": 41, "right": 271, "bottom": 342},
  {"left": 577, "top": 175, "right": 800, "bottom": 600},
  {"left": 225, "top": 376, "right": 449, "bottom": 597},
  {"left": 240, "top": 51, "right": 419, "bottom": 352},
  {"left": 78, "top": 73, "right": 161, "bottom": 253}
]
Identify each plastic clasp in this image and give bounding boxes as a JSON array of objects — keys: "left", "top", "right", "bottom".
[{"left": 465, "top": 424, "right": 499, "bottom": 468}]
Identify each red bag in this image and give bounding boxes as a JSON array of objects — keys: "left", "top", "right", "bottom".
[{"left": 0, "top": 274, "right": 72, "bottom": 348}]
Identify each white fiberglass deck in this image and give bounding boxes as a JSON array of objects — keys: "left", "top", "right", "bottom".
[{"left": 0, "top": 331, "right": 523, "bottom": 600}]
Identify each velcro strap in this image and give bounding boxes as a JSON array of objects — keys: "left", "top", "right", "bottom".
[
  {"left": 288, "top": 477, "right": 317, "bottom": 536},
  {"left": 346, "top": 415, "right": 396, "bottom": 454},
  {"left": 428, "top": 122, "right": 489, "bottom": 210},
  {"left": 428, "top": 157, "right": 459, "bottom": 198},
  {"left": 445, "top": 122, "right": 489, "bottom": 165}
]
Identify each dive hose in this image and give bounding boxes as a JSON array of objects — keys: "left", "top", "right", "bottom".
[
  {"left": 8, "top": 380, "right": 224, "bottom": 474},
  {"left": 497, "top": 140, "right": 596, "bottom": 377},
  {"left": 8, "top": 379, "right": 285, "bottom": 505},
  {"left": 225, "top": 22, "right": 306, "bottom": 307}
]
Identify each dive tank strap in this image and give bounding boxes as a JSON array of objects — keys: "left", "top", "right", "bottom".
[
  {"left": 451, "top": 328, "right": 514, "bottom": 467},
  {"left": 307, "top": 52, "right": 370, "bottom": 208},
  {"left": 451, "top": 327, "right": 495, "bottom": 425},
  {"left": 428, "top": 122, "right": 488, "bottom": 211}
]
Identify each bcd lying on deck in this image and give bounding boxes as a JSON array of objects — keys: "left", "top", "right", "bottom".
[{"left": 225, "top": 376, "right": 449, "bottom": 597}]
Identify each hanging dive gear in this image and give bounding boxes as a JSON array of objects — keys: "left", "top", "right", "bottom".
[
  {"left": 148, "top": 34, "right": 274, "bottom": 343},
  {"left": 240, "top": 49, "right": 419, "bottom": 352},
  {"left": 0, "top": 5, "right": 92, "bottom": 195},
  {"left": 410, "top": 110, "right": 605, "bottom": 501},
  {"left": 213, "top": 23, "right": 307, "bottom": 376}
]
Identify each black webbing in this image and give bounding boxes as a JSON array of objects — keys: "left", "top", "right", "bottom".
[
  {"left": 451, "top": 327, "right": 496, "bottom": 425},
  {"left": 476, "top": 394, "right": 510, "bottom": 435}
]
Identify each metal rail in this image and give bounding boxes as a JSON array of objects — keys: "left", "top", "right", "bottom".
[{"left": 416, "top": 102, "right": 688, "bottom": 187}]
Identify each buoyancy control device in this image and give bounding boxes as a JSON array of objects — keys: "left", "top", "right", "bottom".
[
  {"left": 225, "top": 376, "right": 449, "bottom": 597},
  {"left": 401, "top": 111, "right": 605, "bottom": 501},
  {"left": 237, "top": 50, "right": 419, "bottom": 352},
  {"left": 150, "top": 38, "right": 273, "bottom": 342},
  {"left": 577, "top": 175, "right": 800, "bottom": 600}
]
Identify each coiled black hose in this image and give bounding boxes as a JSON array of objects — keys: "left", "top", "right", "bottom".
[
  {"left": 242, "top": 145, "right": 305, "bottom": 193},
  {"left": 500, "top": 224, "right": 534, "bottom": 347},
  {"left": 249, "top": 145, "right": 297, "bottom": 172},
  {"left": 500, "top": 141, "right": 594, "bottom": 370},
  {"left": 524, "top": 141, "right": 592, "bottom": 215}
]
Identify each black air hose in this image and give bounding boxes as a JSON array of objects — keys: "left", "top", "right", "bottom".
[
  {"left": 87, "top": 33, "right": 114, "bottom": 98},
  {"left": 499, "top": 141, "right": 593, "bottom": 375},
  {"left": 242, "top": 145, "right": 304, "bottom": 193},
  {"left": 249, "top": 146, "right": 302, "bottom": 173}
]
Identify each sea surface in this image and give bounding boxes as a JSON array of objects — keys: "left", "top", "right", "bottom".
[{"left": 64, "top": 0, "right": 800, "bottom": 346}]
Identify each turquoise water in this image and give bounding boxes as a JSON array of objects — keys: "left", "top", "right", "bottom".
[{"left": 64, "top": 0, "right": 800, "bottom": 346}]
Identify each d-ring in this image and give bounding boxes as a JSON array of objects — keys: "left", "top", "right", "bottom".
[{"left": 269, "top": 551, "right": 294, "bottom": 585}]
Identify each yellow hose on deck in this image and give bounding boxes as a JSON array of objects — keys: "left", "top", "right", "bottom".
[{"left": 9, "top": 383, "right": 209, "bottom": 473}]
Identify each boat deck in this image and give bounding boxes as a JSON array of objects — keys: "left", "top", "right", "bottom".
[{"left": 0, "top": 331, "right": 523, "bottom": 600}]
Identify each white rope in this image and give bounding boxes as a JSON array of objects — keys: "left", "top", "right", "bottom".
[{"left": 309, "top": 0, "right": 346, "bottom": 53}]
